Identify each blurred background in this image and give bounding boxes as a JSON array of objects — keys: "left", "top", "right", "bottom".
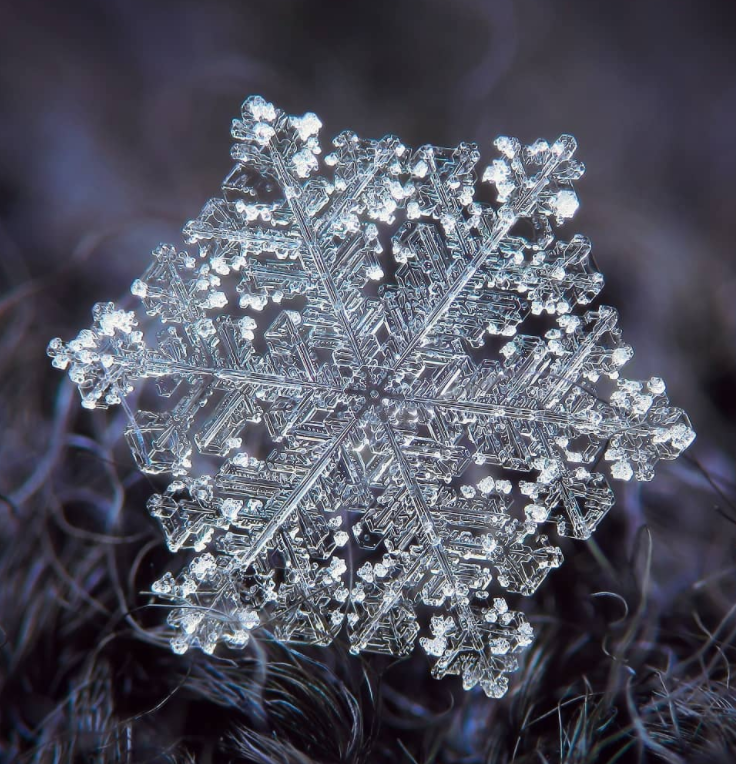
[{"left": 1, "top": 1, "right": 735, "bottom": 762}]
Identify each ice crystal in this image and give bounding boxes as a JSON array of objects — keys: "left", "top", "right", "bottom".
[{"left": 49, "top": 96, "right": 695, "bottom": 698}]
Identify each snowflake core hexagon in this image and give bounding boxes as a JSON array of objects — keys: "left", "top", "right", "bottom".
[{"left": 49, "top": 96, "right": 695, "bottom": 698}]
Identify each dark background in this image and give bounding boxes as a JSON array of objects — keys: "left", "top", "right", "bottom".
[{"left": 1, "top": 1, "right": 735, "bottom": 762}]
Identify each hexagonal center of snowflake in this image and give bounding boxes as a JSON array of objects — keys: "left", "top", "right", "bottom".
[{"left": 351, "top": 369, "right": 396, "bottom": 407}]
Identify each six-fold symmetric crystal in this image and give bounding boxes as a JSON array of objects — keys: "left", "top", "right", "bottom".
[{"left": 49, "top": 96, "right": 695, "bottom": 698}]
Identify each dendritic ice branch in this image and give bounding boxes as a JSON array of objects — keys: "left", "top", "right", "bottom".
[{"left": 49, "top": 96, "right": 695, "bottom": 698}]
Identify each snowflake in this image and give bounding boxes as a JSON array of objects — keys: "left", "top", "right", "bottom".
[{"left": 49, "top": 96, "right": 695, "bottom": 698}]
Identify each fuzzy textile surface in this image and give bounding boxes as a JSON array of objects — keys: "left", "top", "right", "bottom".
[{"left": 1, "top": 1, "right": 736, "bottom": 762}]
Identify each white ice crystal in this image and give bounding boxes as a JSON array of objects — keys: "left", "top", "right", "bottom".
[{"left": 49, "top": 96, "right": 695, "bottom": 697}]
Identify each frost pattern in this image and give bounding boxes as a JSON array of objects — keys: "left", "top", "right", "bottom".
[{"left": 49, "top": 96, "right": 695, "bottom": 698}]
